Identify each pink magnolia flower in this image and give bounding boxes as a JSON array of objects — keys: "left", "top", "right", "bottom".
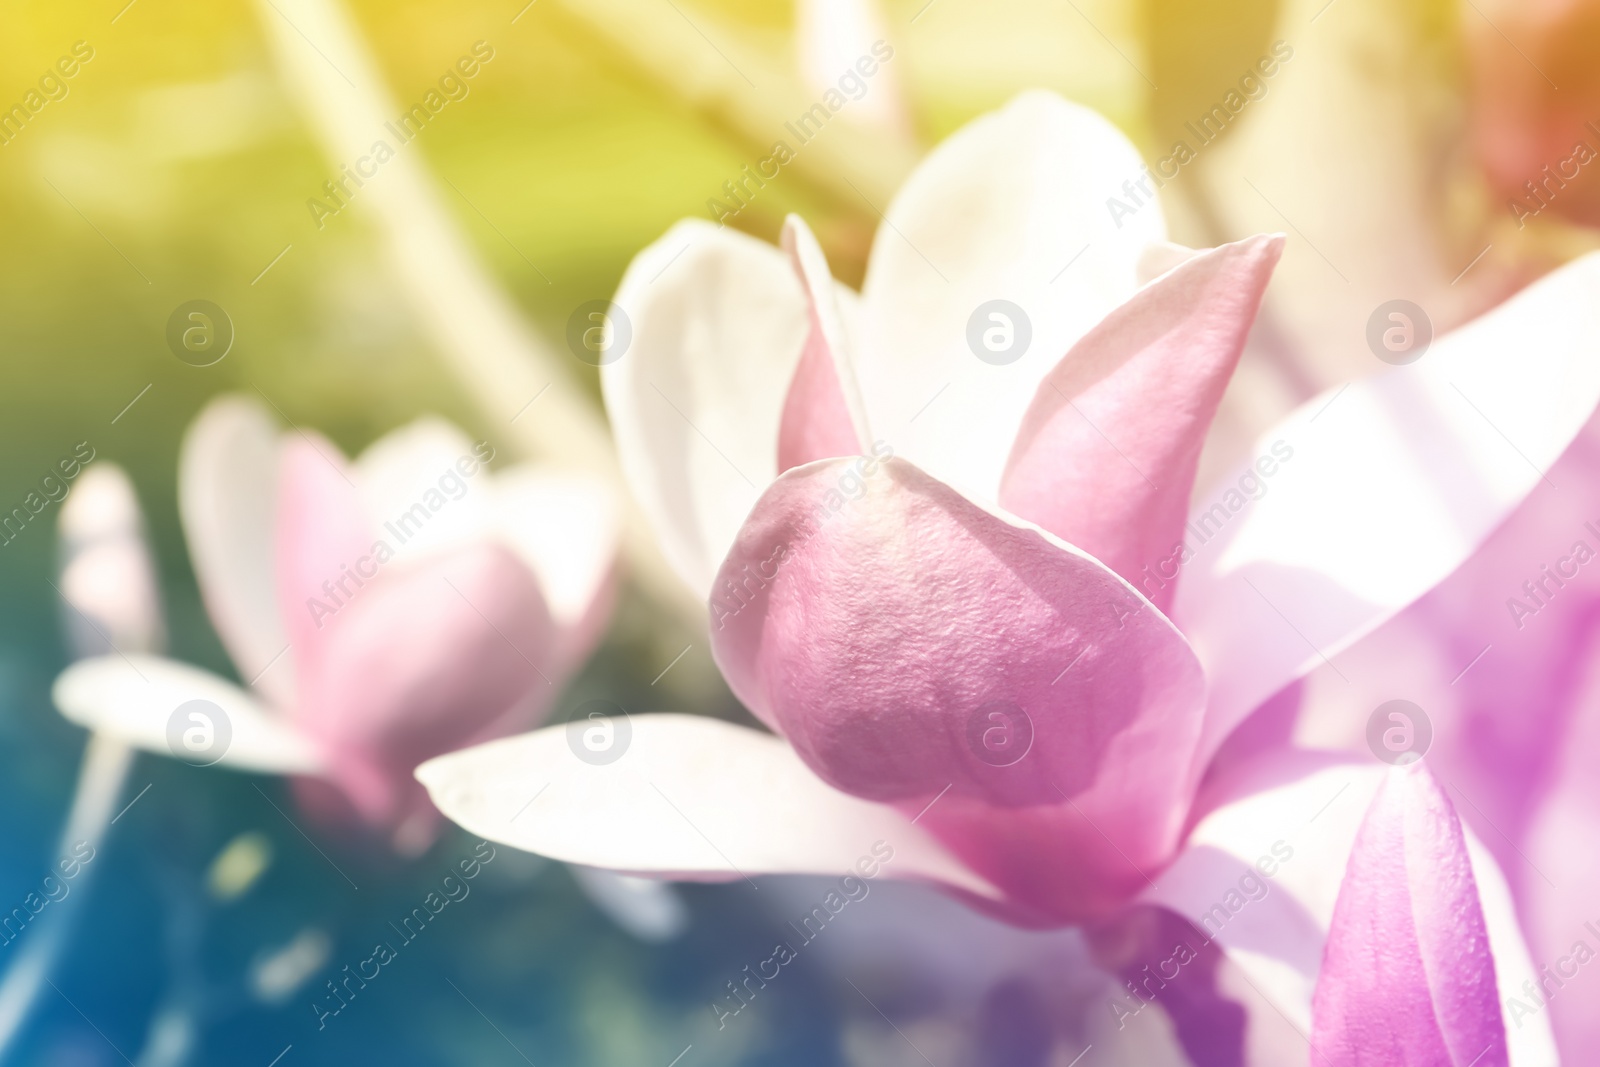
[
  {"left": 420, "top": 92, "right": 1600, "bottom": 1059},
  {"left": 52, "top": 394, "right": 618, "bottom": 852}
]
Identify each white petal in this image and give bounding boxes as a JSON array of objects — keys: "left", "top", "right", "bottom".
[
  {"left": 178, "top": 396, "right": 294, "bottom": 707},
  {"left": 53, "top": 655, "right": 325, "bottom": 775},
  {"left": 416, "top": 713, "right": 1000, "bottom": 900},
  {"left": 58, "top": 464, "right": 165, "bottom": 657},
  {"left": 856, "top": 90, "right": 1165, "bottom": 503},
  {"left": 353, "top": 417, "right": 496, "bottom": 565},
  {"left": 603, "top": 220, "right": 811, "bottom": 599},
  {"left": 489, "top": 465, "right": 619, "bottom": 664},
  {"left": 568, "top": 866, "right": 688, "bottom": 943},
  {"left": 1175, "top": 251, "right": 1600, "bottom": 765},
  {"left": 1145, "top": 755, "right": 1556, "bottom": 1066}
]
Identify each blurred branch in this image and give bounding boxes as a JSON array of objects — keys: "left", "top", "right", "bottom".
[
  {"left": 547, "top": 0, "right": 920, "bottom": 215},
  {"left": 253, "top": 0, "right": 702, "bottom": 628}
]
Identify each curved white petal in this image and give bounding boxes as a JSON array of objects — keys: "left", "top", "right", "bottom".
[
  {"left": 353, "top": 416, "right": 495, "bottom": 566},
  {"left": 416, "top": 712, "right": 1000, "bottom": 900},
  {"left": 604, "top": 221, "right": 811, "bottom": 600},
  {"left": 490, "top": 465, "right": 619, "bottom": 666},
  {"left": 569, "top": 866, "right": 689, "bottom": 943},
  {"left": 1145, "top": 755, "right": 1556, "bottom": 1066},
  {"left": 1175, "top": 251, "right": 1600, "bottom": 765},
  {"left": 856, "top": 90, "right": 1166, "bottom": 503},
  {"left": 53, "top": 655, "right": 325, "bottom": 775},
  {"left": 178, "top": 396, "right": 294, "bottom": 707}
]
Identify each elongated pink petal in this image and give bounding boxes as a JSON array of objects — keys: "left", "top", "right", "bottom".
[
  {"left": 777, "top": 215, "right": 868, "bottom": 472},
  {"left": 1000, "top": 234, "right": 1283, "bottom": 609},
  {"left": 1311, "top": 763, "right": 1507, "bottom": 1067},
  {"left": 1143, "top": 753, "right": 1554, "bottom": 1066},
  {"left": 708, "top": 455, "right": 1207, "bottom": 920}
]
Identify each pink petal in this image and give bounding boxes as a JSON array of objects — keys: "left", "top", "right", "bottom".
[
  {"left": 295, "top": 541, "right": 556, "bottom": 826},
  {"left": 1000, "top": 234, "right": 1283, "bottom": 609},
  {"left": 777, "top": 215, "right": 868, "bottom": 473},
  {"left": 708, "top": 455, "right": 1207, "bottom": 921},
  {"left": 1311, "top": 763, "right": 1507, "bottom": 1067},
  {"left": 273, "top": 435, "right": 374, "bottom": 681}
]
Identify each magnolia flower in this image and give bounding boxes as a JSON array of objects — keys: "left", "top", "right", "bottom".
[
  {"left": 52, "top": 394, "right": 619, "bottom": 853},
  {"left": 420, "top": 92, "right": 1600, "bottom": 1059}
]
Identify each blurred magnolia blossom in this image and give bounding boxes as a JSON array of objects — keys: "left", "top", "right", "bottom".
[
  {"left": 45, "top": 396, "right": 682, "bottom": 939},
  {"left": 418, "top": 90, "right": 1600, "bottom": 1063}
]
